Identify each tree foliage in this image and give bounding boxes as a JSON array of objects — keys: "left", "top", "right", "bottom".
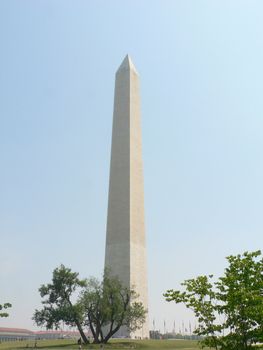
[
  {"left": 80, "top": 271, "right": 146, "bottom": 343},
  {"left": 33, "top": 265, "right": 88, "bottom": 343},
  {"left": 164, "top": 250, "right": 263, "bottom": 350},
  {"left": 0, "top": 302, "right": 11, "bottom": 318},
  {"left": 33, "top": 265, "right": 146, "bottom": 344}
]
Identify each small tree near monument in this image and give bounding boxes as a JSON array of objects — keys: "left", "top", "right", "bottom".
[
  {"left": 33, "top": 265, "right": 146, "bottom": 344},
  {"left": 33, "top": 265, "right": 89, "bottom": 343},
  {"left": 80, "top": 270, "right": 146, "bottom": 343}
]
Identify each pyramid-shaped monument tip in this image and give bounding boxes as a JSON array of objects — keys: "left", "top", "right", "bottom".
[{"left": 116, "top": 54, "right": 139, "bottom": 75}]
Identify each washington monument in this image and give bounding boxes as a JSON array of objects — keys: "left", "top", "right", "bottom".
[{"left": 104, "top": 55, "right": 149, "bottom": 338}]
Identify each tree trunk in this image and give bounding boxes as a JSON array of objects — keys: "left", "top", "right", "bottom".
[
  {"left": 103, "top": 323, "right": 122, "bottom": 343},
  {"left": 75, "top": 319, "right": 89, "bottom": 344},
  {"left": 88, "top": 317, "right": 99, "bottom": 344},
  {"left": 94, "top": 322, "right": 101, "bottom": 343},
  {"left": 65, "top": 295, "right": 89, "bottom": 344}
]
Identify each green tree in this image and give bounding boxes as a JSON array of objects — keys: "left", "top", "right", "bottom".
[
  {"left": 33, "top": 264, "right": 89, "bottom": 344},
  {"left": 80, "top": 271, "right": 146, "bottom": 343},
  {"left": 164, "top": 250, "right": 263, "bottom": 350},
  {"left": 33, "top": 266, "right": 147, "bottom": 344},
  {"left": 216, "top": 251, "right": 263, "bottom": 349},
  {"left": 0, "top": 302, "right": 11, "bottom": 318},
  {"left": 165, "top": 275, "right": 222, "bottom": 349}
]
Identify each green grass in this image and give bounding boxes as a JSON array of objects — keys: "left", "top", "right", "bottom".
[
  {"left": 0, "top": 339, "right": 202, "bottom": 350},
  {"left": 1, "top": 339, "right": 262, "bottom": 350},
  {"left": 3, "top": 338, "right": 263, "bottom": 350}
]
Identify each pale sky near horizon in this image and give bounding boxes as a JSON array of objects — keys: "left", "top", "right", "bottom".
[{"left": 0, "top": 0, "right": 263, "bottom": 333}]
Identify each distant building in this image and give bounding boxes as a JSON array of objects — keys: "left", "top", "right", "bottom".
[
  {"left": 0, "top": 328, "right": 88, "bottom": 342},
  {"left": 35, "top": 330, "right": 81, "bottom": 340},
  {"left": 0, "top": 328, "right": 35, "bottom": 342}
]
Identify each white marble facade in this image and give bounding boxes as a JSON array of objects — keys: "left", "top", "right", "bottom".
[{"left": 105, "top": 55, "right": 149, "bottom": 339}]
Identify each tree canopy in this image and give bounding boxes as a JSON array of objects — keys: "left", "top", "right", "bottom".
[
  {"left": 80, "top": 271, "right": 146, "bottom": 343},
  {"left": 164, "top": 250, "right": 263, "bottom": 350},
  {"left": 33, "top": 265, "right": 146, "bottom": 344},
  {"left": 33, "top": 264, "right": 88, "bottom": 343},
  {"left": 0, "top": 302, "right": 11, "bottom": 318}
]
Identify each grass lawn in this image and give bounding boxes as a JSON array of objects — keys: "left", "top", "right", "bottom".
[{"left": 0, "top": 339, "right": 202, "bottom": 350}]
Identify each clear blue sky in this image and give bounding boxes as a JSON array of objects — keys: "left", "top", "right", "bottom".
[{"left": 0, "top": 0, "right": 262, "bottom": 332}]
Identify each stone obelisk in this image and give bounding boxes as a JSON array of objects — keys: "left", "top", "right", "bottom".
[{"left": 105, "top": 55, "right": 148, "bottom": 339}]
